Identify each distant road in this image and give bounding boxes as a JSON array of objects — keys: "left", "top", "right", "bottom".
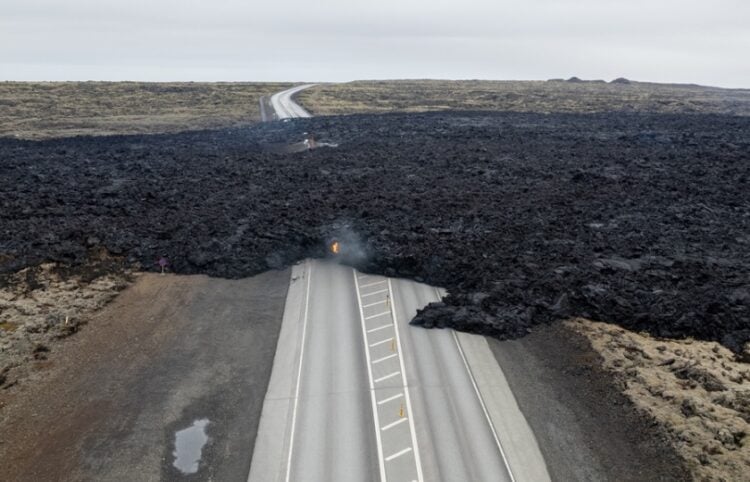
[
  {"left": 269, "top": 84, "right": 316, "bottom": 119},
  {"left": 249, "top": 260, "right": 549, "bottom": 481}
]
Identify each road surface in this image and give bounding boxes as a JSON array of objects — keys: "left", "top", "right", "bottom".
[
  {"left": 249, "top": 260, "right": 549, "bottom": 482},
  {"left": 270, "top": 84, "right": 316, "bottom": 119}
]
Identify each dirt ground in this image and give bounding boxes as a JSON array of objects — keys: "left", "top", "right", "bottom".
[
  {"left": 569, "top": 319, "right": 750, "bottom": 481},
  {"left": 489, "top": 322, "right": 692, "bottom": 481},
  {"left": 0, "top": 269, "right": 290, "bottom": 481},
  {"left": 0, "top": 81, "right": 293, "bottom": 139},
  {"left": 297, "top": 79, "right": 750, "bottom": 117}
]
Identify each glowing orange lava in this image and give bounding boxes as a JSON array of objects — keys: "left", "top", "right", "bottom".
[{"left": 330, "top": 241, "right": 340, "bottom": 254}]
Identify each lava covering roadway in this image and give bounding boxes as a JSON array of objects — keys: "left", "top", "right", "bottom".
[{"left": 1, "top": 111, "right": 748, "bottom": 353}]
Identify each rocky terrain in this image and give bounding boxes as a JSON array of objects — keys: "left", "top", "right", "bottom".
[
  {"left": 298, "top": 79, "right": 750, "bottom": 117},
  {"left": 0, "top": 255, "right": 130, "bottom": 390},
  {"left": 1, "top": 110, "right": 749, "bottom": 356},
  {"left": 569, "top": 319, "right": 749, "bottom": 480},
  {"left": 0, "top": 81, "right": 292, "bottom": 140}
]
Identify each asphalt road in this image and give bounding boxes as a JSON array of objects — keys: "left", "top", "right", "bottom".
[
  {"left": 249, "top": 260, "right": 549, "bottom": 482},
  {"left": 256, "top": 88, "right": 548, "bottom": 481},
  {"left": 269, "top": 84, "right": 316, "bottom": 119}
]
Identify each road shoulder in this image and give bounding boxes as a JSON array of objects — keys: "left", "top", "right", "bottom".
[
  {"left": 488, "top": 322, "right": 691, "bottom": 481},
  {"left": 0, "top": 269, "right": 290, "bottom": 481},
  {"left": 248, "top": 261, "right": 308, "bottom": 482},
  {"left": 456, "top": 331, "right": 550, "bottom": 481}
]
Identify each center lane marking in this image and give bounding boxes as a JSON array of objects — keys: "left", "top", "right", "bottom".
[
  {"left": 385, "top": 447, "right": 413, "bottom": 462},
  {"left": 374, "top": 371, "right": 401, "bottom": 383},
  {"left": 367, "top": 324, "right": 392, "bottom": 333},
  {"left": 354, "top": 270, "right": 424, "bottom": 482},
  {"left": 353, "top": 270, "right": 387, "bottom": 482},
  {"left": 373, "top": 353, "right": 398, "bottom": 364},
  {"left": 370, "top": 337, "right": 394, "bottom": 348},
  {"left": 377, "top": 393, "right": 404, "bottom": 405},
  {"left": 381, "top": 417, "right": 409, "bottom": 431},
  {"left": 365, "top": 311, "right": 391, "bottom": 320},
  {"left": 360, "top": 280, "right": 387, "bottom": 289},
  {"left": 361, "top": 289, "right": 389, "bottom": 298}
]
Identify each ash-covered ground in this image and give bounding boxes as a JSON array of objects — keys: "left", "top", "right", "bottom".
[{"left": 1, "top": 112, "right": 748, "bottom": 352}]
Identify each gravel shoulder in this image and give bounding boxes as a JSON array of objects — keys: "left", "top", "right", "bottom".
[
  {"left": 0, "top": 269, "right": 289, "bottom": 481},
  {"left": 489, "top": 322, "right": 692, "bottom": 481}
]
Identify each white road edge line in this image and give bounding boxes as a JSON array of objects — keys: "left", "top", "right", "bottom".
[
  {"left": 381, "top": 417, "right": 408, "bottom": 431},
  {"left": 361, "top": 289, "right": 388, "bottom": 298},
  {"left": 377, "top": 392, "right": 404, "bottom": 405},
  {"left": 389, "top": 278, "right": 424, "bottom": 482},
  {"left": 372, "top": 353, "right": 398, "bottom": 364},
  {"left": 385, "top": 447, "right": 413, "bottom": 462},
  {"left": 353, "top": 270, "right": 388, "bottom": 482},
  {"left": 374, "top": 371, "right": 401, "bottom": 383},
  {"left": 284, "top": 261, "right": 313, "bottom": 482},
  {"left": 370, "top": 337, "right": 394, "bottom": 348},
  {"left": 443, "top": 285, "right": 516, "bottom": 482}
]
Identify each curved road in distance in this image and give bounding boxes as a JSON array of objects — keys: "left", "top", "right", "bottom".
[{"left": 270, "top": 84, "right": 316, "bottom": 119}]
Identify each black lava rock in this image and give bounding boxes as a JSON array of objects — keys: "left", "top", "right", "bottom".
[{"left": 1, "top": 111, "right": 749, "bottom": 352}]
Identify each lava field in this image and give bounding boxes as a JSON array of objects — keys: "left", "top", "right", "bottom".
[{"left": 1, "top": 111, "right": 748, "bottom": 352}]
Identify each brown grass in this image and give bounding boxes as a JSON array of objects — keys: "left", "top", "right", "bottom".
[
  {"left": 0, "top": 81, "right": 293, "bottom": 140},
  {"left": 568, "top": 319, "right": 750, "bottom": 481},
  {"left": 297, "top": 80, "right": 750, "bottom": 116},
  {"left": 0, "top": 263, "right": 131, "bottom": 389}
]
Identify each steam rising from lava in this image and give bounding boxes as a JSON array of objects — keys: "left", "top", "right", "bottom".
[{"left": 325, "top": 223, "right": 368, "bottom": 267}]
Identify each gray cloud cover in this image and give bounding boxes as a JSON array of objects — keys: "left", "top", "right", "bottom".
[{"left": 1, "top": 0, "right": 748, "bottom": 87}]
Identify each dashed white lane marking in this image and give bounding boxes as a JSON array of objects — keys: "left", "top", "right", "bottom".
[
  {"left": 353, "top": 271, "right": 387, "bottom": 481},
  {"left": 360, "top": 280, "right": 387, "bottom": 288},
  {"left": 367, "top": 324, "right": 392, "bottom": 333},
  {"left": 385, "top": 447, "right": 413, "bottom": 462},
  {"left": 361, "top": 289, "right": 389, "bottom": 298},
  {"left": 377, "top": 393, "right": 404, "bottom": 405},
  {"left": 355, "top": 269, "right": 423, "bottom": 482},
  {"left": 365, "top": 311, "right": 391, "bottom": 320},
  {"left": 284, "top": 261, "right": 312, "bottom": 482},
  {"left": 382, "top": 417, "right": 408, "bottom": 431},
  {"left": 373, "top": 353, "right": 398, "bottom": 364},
  {"left": 370, "top": 337, "right": 394, "bottom": 348},
  {"left": 389, "top": 278, "right": 424, "bottom": 481},
  {"left": 374, "top": 371, "right": 401, "bottom": 383}
]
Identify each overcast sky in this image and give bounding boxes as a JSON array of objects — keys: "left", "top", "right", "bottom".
[{"left": 2, "top": 0, "right": 749, "bottom": 87}]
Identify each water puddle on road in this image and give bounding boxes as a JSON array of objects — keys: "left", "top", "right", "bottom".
[{"left": 172, "top": 418, "right": 210, "bottom": 475}]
